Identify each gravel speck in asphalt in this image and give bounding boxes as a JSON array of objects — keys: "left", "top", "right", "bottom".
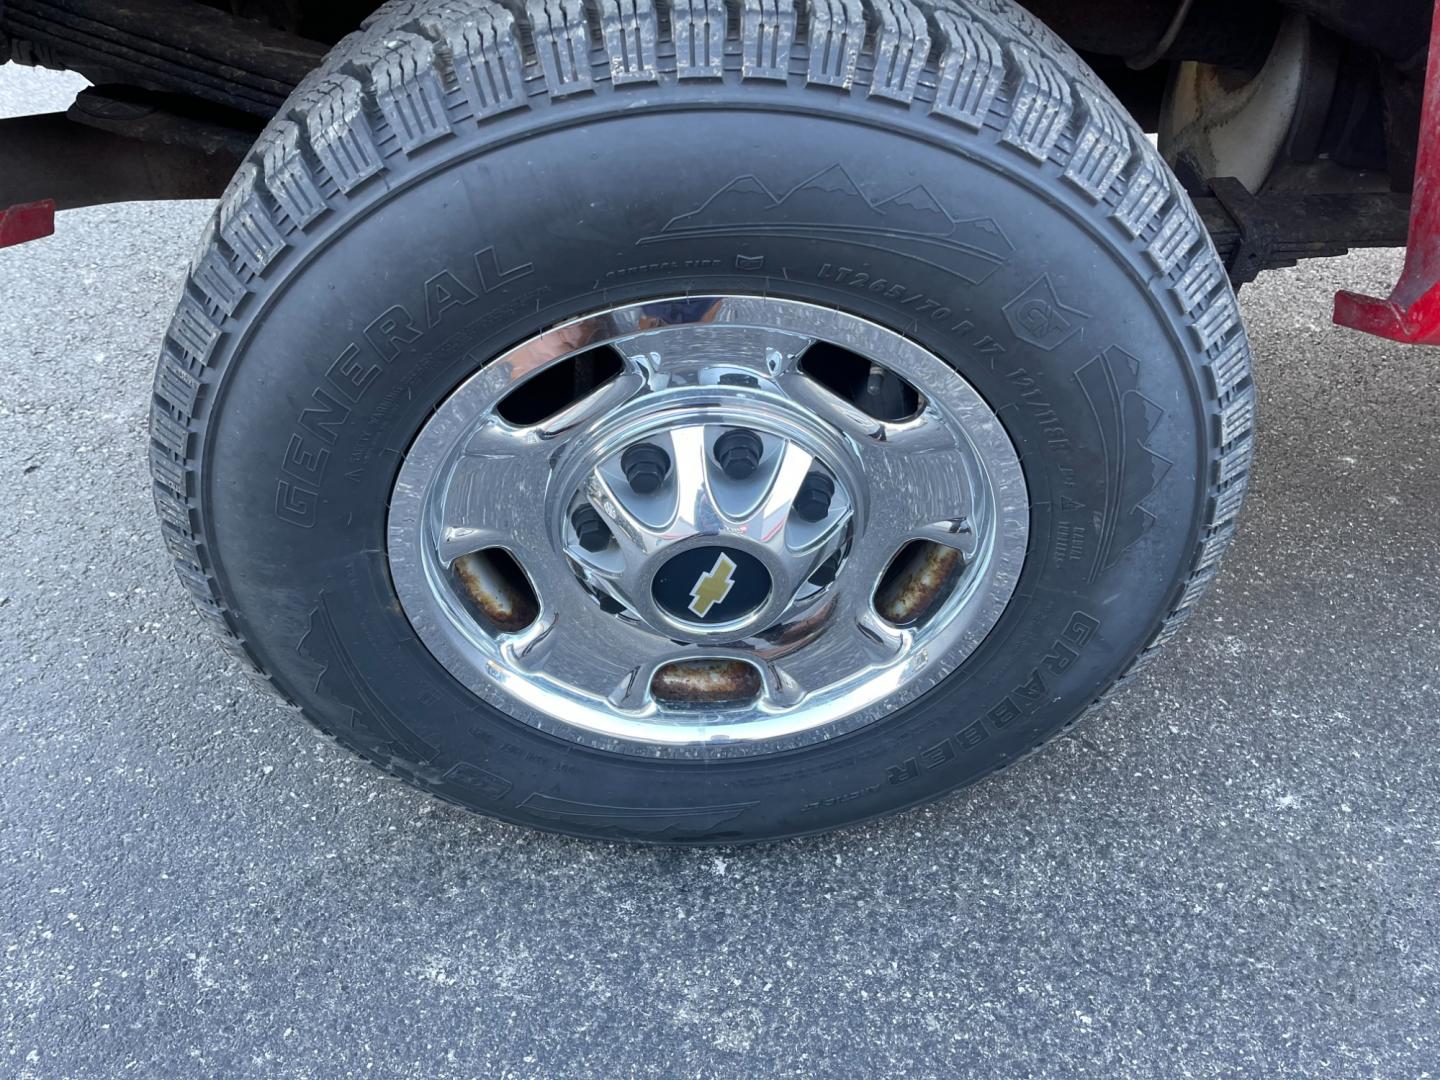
[{"left": 3, "top": 67, "right": 1439, "bottom": 1079}]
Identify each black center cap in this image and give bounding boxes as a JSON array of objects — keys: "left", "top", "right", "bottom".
[{"left": 652, "top": 545, "right": 771, "bottom": 626}]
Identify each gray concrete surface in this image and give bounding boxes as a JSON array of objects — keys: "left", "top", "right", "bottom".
[{"left": 3, "top": 67, "right": 1439, "bottom": 1080}]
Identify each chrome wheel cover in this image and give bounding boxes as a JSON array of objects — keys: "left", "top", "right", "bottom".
[{"left": 387, "top": 297, "right": 1028, "bottom": 758}]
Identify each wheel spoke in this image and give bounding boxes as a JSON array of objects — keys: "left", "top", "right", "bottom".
[
  {"left": 776, "top": 372, "right": 965, "bottom": 457},
  {"left": 622, "top": 315, "right": 813, "bottom": 381},
  {"left": 668, "top": 425, "right": 726, "bottom": 535},
  {"left": 914, "top": 518, "right": 981, "bottom": 561},
  {"left": 752, "top": 656, "right": 805, "bottom": 709},
  {"left": 776, "top": 368, "right": 888, "bottom": 444},
  {"left": 607, "top": 654, "right": 663, "bottom": 712},
  {"left": 533, "top": 368, "right": 647, "bottom": 443},
  {"left": 856, "top": 430, "right": 977, "bottom": 566},
  {"left": 435, "top": 367, "right": 650, "bottom": 567},
  {"left": 736, "top": 439, "right": 847, "bottom": 594},
  {"left": 767, "top": 595, "right": 909, "bottom": 702},
  {"left": 456, "top": 318, "right": 620, "bottom": 416},
  {"left": 435, "top": 428, "right": 556, "bottom": 566},
  {"left": 582, "top": 467, "right": 667, "bottom": 563},
  {"left": 509, "top": 603, "right": 772, "bottom": 715},
  {"left": 742, "top": 440, "right": 815, "bottom": 546},
  {"left": 506, "top": 598, "right": 667, "bottom": 707}
]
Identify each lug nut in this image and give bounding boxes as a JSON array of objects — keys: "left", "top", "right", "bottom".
[
  {"left": 571, "top": 504, "right": 611, "bottom": 552},
  {"left": 621, "top": 442, "right": 671, "bottom": 494},
  {"left": 714, "top": 427, "right": 764, "bottom": 480},
  {"left": 792, "top": 471, "right": 835, "bottom": 522}
]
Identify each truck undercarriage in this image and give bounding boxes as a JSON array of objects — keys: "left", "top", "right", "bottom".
[{"left": 2, "top": 0, "right": 1435, "bottom": 314}]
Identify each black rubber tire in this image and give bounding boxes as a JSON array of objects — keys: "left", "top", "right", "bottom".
[{"left": 149, "top": 0, "right": 1254, "bottom": 844}]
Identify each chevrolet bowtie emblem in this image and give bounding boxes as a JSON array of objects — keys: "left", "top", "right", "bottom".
[{"left": 688, "top": 552, "right": 738, "bottom": 618}]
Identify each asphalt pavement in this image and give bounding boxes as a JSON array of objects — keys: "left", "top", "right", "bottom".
[{"left": 3, "top": 67, "right": 1439, "bottom": 1079}]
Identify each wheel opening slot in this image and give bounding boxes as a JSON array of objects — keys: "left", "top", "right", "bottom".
[
  {"left": 874, "top": 540, "right": 964, "bottom": 627},
  {"left": 807, "top": 548, "right": 843, "bottom": 589},
  {"left": 650, "top": 659, "right": 763, "bottom": 706},
  {"left": 495, "top": 344, "right": 625, "bottom": 426},
  {"left": 798, "top": 340, "right": 922, "bottom": 422},
  {"left": 451, "top": 548, "right": 540, "bottom": 633}
]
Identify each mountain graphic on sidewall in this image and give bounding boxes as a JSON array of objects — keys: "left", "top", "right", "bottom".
[{"left": 657, "top": 164, "right": 1013, "bottom": 255}]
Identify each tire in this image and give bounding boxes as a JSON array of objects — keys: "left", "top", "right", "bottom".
[{"left": 149, "top": 0, "right": 1254, "bottom": 844}]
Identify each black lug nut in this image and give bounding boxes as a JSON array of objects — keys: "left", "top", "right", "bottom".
[
  {"left": 621, "top": 442, "right": 671, "bottom": 494},
  {"left": 792, "top": 471, "right": 835, "bottom": 522},
  {"left": 713, "top": 427, "right": 764, "bottom": 480},
  {"left": 571, "top": 504, "right": 611, "bottom": 552}
]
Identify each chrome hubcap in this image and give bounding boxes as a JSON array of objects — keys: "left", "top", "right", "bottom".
[
  {"left": 387, "top": 297, "right": 1028, "bottom": 758},
  {"left": 551, "top": 394, "right": 863, "bottom": 645}
]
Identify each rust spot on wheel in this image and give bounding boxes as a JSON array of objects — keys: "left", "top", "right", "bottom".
[
  {"left": 876, "top": 542, "right": 963, "bottom": 626},
  {"left": 452, "top": 550, "right": 539, "bottom": 632},
  {"left": 651, "top": 659, "right": 762, "bottom": 704}
]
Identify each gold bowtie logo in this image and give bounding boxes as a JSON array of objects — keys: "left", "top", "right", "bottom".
[{"left": 688, "top": 553, "right": 738, "bottom": 618}]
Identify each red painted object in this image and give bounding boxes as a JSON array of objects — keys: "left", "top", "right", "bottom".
[
  {"left": 0, "top": 199, "right": 56, "bottom": 250},
  {"left": 1333, "top": 0, "right": 1440, "bottom": 345}
]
